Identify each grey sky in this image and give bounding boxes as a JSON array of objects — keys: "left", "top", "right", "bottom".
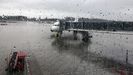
[{"left": 0, "top": 0, "right": 133, "bottom": 21}]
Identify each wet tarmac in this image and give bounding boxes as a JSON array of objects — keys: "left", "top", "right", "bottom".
[{"left": 0, "top": 21, "right": 133, "bottom": 75}]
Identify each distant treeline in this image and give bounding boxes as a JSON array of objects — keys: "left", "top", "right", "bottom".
[
  {"left": 0, "top": 16, "right": 58, "bottom": 22},
  {"left": 0, "top": 16, "right": 27, "bottom": 21}
]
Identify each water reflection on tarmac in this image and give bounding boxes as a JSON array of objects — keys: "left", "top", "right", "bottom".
[
  {"left": 49, "top": 34, "right": 117, "bottom": 75},
  {"left": 0, "top": 21, "right": 133, "bottom": 75}
]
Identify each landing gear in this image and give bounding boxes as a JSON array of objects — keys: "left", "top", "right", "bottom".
[
  {"left": 56, "top": 33, "right": 59, "bottom": 37},
  {"left": 55, "top": 31, "right": 62, "bottom": 38}
]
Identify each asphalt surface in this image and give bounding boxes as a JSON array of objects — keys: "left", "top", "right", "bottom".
[{"left": 0, "top": 21, "right": 133, "bottom": 75}]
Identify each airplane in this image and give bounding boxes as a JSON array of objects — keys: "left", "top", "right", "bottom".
[
  {"left": 50, "top": 18, "right": 78, "bottom": 33},
  {"left": 50, "top": 20, "right": 60, "bottom": 32}
]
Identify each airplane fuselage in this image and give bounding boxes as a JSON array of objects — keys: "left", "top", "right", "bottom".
[{"left": 51, "top": 21, "right": 60, "bottom": 32}]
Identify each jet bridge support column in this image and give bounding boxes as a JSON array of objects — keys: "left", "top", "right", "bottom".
[
  {"left": 73, "top": 31, "right": 78, "bottom": 40},
  {"left": 81, "top": 31, "right": 89, "bottom": 42}
]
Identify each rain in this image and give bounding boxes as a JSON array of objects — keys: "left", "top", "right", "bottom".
[{"left": 0, "top": 0, "right": 133, "bottom": 75}]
